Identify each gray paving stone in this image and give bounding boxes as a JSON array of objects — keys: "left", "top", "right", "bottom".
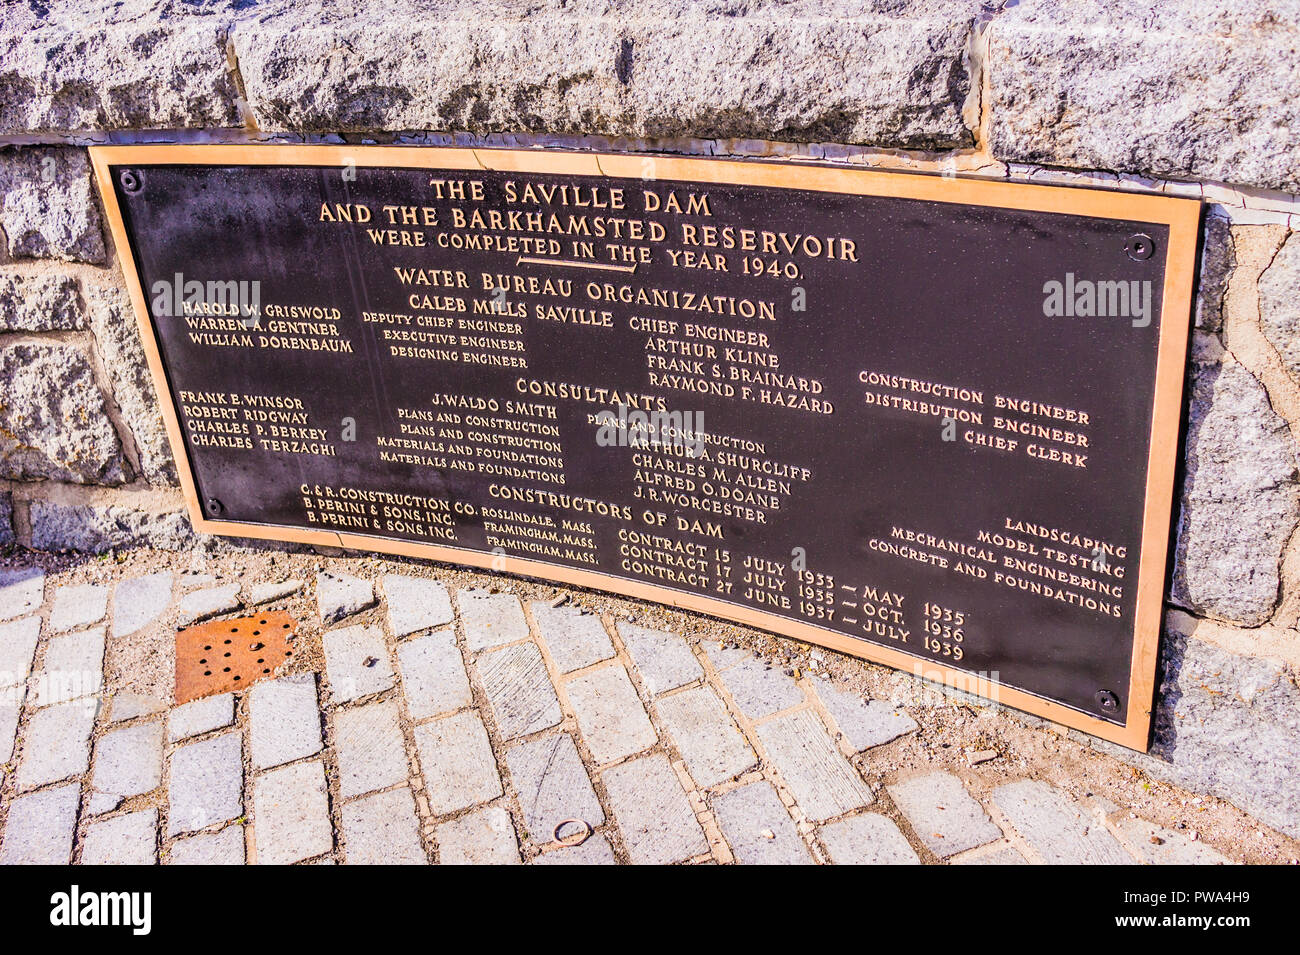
[
  {"left": 0, "top": 783, "right": 78, "bottom": 864},
  {"left": 397, "top": 630, "right": 470, "bottom": 720},
  {"left": 168, "top": 732, "right": 243, "bottom": 836},
  {"left": 1117, "top": 818, "right": 1232, "bottom": 865},
  {"left": 341, "top": 787, "right": 428, "bottom": 865},
  {"left": 566, "top": 664, "right": 656, "bottom": 764},
  {"left": 316, "top": 571, "right": 376, "bottom": 623},
  {"left": 323, "top": 624, "right": 395, "bottom": 702},
  {"left": 168, "top": 826, "right": 245, "bottom": 865},
  {"left": 436, "top": 805, "right": 520, "bottom": 864},
  {"left": 92, "top": 721, "right": 164, "bottom": 799},
  {"left": 506, "top": 733, "right": 604, "bottom": 841},
  {"left": 34, "top": 625, "right": 104, "bottom": 705},
  {"left": 112, "top": 572, "right": 172, "bottom": 637},
  {"left": 655, "top": 685, "right": 756, "bottom": 788},
  {"left": 0, "top": 614, "right": 40, "bottom": 688},
  {"left": 820, "top": 813, "right": 921, "bottom": 864},
  {"left": 177, "top": 583, "right": 240, "bottom": 625},
  {"left": 457, "top": 589, "right": 528, "bottom": 651},
  {"left": 414, "top": 711, "right": 502, "bottom": 815},
  {"left": 17, "top": 698, "right": 95, "bottom": 789},
  {"left": 334, "top": 698, "right": 409, "bottom": 798},
  {"left": 953, "top": 844, "right": 1028, "bottom": 865},
  {"left": 531, "top": 602, "right": 615, "bottom": 673},
  {"left": 616, "top": 621, "right": 701, "bottom": 694},
  {"left": 249, "top": 673, "right": 323, "bottom": 769},
  {"left": 477, "top": 641, "right": 561, "bottom": 740},
  {"left": 245, "top": 578, "right": 303, "bottom": 606},
  {"left": 603, "top": 753, "right": 707, "bottom": 865},
  {"left": 532, "top": 832, "right": 618, "bottom": 865},
  {"left": 756, "top": 709, "right": 873, "bottom": 821},
  {"left": 167, "top": 693, "right": 235, "bottom": 742},
  {"left": 0, "top": 684, "right": 22, "bottom": 762},
  {"left": 82, "top": 809, "right": 157, "bottom": 865},
  {"left": 702, "top": 640, "right": 749, "bottom": 672},
  {"left": 991, "top": 780, "right": 1133, "bottom": 864},
  {"left": 383, "top": 574, "right": 453, "bottom": 637},
  {"left": 812, "top": 676, "right": 918, "bottom": 751},
  {"left": 0, "top": 567, "right": 44, "bottom": 621},
  {"left": 713, "top": 781, "right": 812, "bottom": 865},
  {"left": 49, "top": 582, "right": 108, "bottom": 632},
  {"left": 716, "top": 656, "right": 803, "bottom": 719},
  {"left": 888, "top": 772, "right": 1001, "bottom": 858},
  {"left": 253, "top": 760, "right": 334, "bottom": 865},
  {"left": 107, "top": 692, "right": 165, "bottom": 723},
  {"left": 88, "top": 792, "right": 123, "bottom": 815}
]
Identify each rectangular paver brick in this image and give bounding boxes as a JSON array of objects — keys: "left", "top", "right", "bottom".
[
  {"left": 413, "top": 711, "right": 502, "bottom": 815},
  {"left": 1116, "top": 818, "right": 1231, "bottom": 864},
  {"left": 991, "top": 780, "right": 1133, "bottom": 864},
  {"left": 530, "top": 603, "right": 614, "bottom": 673},
  {"left": 334, "top": 698, "right": 410, "bottom": 798},
  {"left": 603, "top": 753, "right": 707, "bottom": 865},
  {"left": 323, "top": 625, "right": 395, "bottom": 702},
  {"left": 177, "top": 583, "right": 240, "bottom": 625},
  {"left": 34, "top": 625, "right": 104, "bottom": 705},
  {"left": 655, "top": 685, "right": 756, "bottom": 788},
  {"left": 17, "top": 698, "right": 95, "bottom": 789},
  {"left": 0, "top": 615, "right": 39, "bottom": 688},
  {"left": 820, "top": 813, "right": 921, "bottom": 864},
  {"left": 436, "top": 806, "right": 520, "bottom": 864},
  {"left": 50, "top": 583, "right": 108, "bottom": 632},
  {"left": 616, "top": 621, "right": 701, "bottom": 694},
  {"left": 168, "top": 732, "right": 243, "bottom": 836},
  {"left": 0, "top": 783, "right": 78, "bottom": 863},
  {"left": 457, "top": 589, "right": 528, "bottom": 651},
  {"left": 715, "top": 657, "right": 803, "bottom": 719},
  {"left": 167, "top": 693, "right": 235, "bottom": 742},
  {"left": 0, "top": 684, "right": 21, "bottom": 763},
  {"left": 249, "top": 673, "right": 323, "bottom": 770},
  {"left": 253, "top": 760, "right": 334, "bottom": 865},
  {"left": 888, "top": 772, "right": 1000, "bottom": 858},
  {"left": 168, "top": 826, "right": 245, "bottom": 865},
  {"left": 757, "top": 709, "right": 873, "bottom": 822},
  {"left": 246, "top": 578, "right": 303, "bottom": 606},
  {"left": 713, "top": 781, "right": 812, "bottom": 865},
  {"left": 93, "top": 721, "right": 164, "bottom": 799},
  {"left": 477, "top": 641, "right": 560, "bottom": 740},
  {"left": 398, "top": 630, "right": 470, "bottom": 720},
  {"left": 506, "top": 733, "right": 604, "bottom": 841},
  {"left": 342, "top": 787, "right": 428, "bottom": 865},
  {"left": 82, "top": 809, "right": 158, "bottom": 865},
  {"left": 383, "top": 574, "right": 453, "bottom": 636},
  {"left": 112, "top": 573, "right": 172, "bottom": 637},
  {"left": 0, "top": 567, "right": 43, "bottom": 620},
  {"left": 566, "top": 664, "right": 656, "bottom": 764},
  {"left": 316, "top": 571, "right": 375, "bottom": 623},
  {"left": 813, "top": 676, "right": 918, "bottom": 751}
]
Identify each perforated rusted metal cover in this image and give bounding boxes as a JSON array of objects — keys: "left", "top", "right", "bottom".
[{"left": 175, "top": 611, "right": 297, "bottom": 704}]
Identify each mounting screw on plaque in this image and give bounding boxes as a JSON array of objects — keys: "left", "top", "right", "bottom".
[
  {"left": 1095, "top": 689, "right": 1120, "bottom": 713},
  {"left": 205, "top": 497, "right": 224, "bottom": 517},
  {"left": 1125, "top": 233, "right": 1155, "bottom": 261},
  {"left": 119, "top": 169, "right": 144, "bottom": 195}
]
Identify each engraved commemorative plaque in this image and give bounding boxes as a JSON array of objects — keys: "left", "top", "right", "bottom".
[{"left": 92, "top": 145, "right": 1200, "bottom": 748}]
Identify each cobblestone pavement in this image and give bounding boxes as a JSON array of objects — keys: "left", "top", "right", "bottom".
[{"left": 1, "top": 547, "right": 1296, "bottom": 865}]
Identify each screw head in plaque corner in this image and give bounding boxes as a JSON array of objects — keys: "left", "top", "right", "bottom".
[
  {"left": 204, "top": 497, "right": 224, "bottom": 518},
  {"left": 1094, "top": 689, "right": 1121, "bottom": 714},
  {"left": 1125, "top": 233, "right": 1155, "bottom": 261},
  {"left": 119, "top": 169, "right": 145, "bottom": 196}
]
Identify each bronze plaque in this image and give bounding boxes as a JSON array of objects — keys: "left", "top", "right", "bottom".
[{"left": 91, "top": 145, "right": 1199, "bottom": 749}]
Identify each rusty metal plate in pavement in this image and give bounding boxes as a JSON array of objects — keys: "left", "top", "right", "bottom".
[{"left": 175, "top": 611, "right": 298, "bottom": 704}]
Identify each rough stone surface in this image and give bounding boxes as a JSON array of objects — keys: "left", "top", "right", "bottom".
[
  {"left": 322, "top": 624, "right": 395, "bottom": 702},
  {"left": 0, "top": 568, "right": 44, "bottom": 620},
  {"left": 92, "top": 721, "right": 164, "bottom": 800},
  {"left": 506, "top": 733, "right": 604, "bottom": 841},
  {"left": 168, "top": 826, "right": 245, "bottom": 865},
  {"left": 713, "top": 781, "right": 811, "bottom": 865},
  {"left": 954, "top": 845, "right": 1028, "bottom": 865},
  {"left": 531, "top": 602, "right": 614, "bottom": 673},
  {"left": 1171, "top": 358, "right": 1300, "bottom": 625},
  {"left": 383, "top": 574, "right": 453, "bottom": 636},
  {"left": 616, "top": 620, "right": 701, "bottom": 694},
  {"left": 1116, "top": 817, "right": 1232, "bottom": 865},
  {"left": 168, "top": 731, "right": 243, "bottom": 836},
  {"left": 1195, "top": 216, "right": 1235, "bottom": 333},
  {"left": 820, "top": 813, "right": 921, "bottom": 864},
  {"left": 0, "top": 491, "right": 11, "bottom": 548},
  {"left": 0, "top": 271, "right": 84, "bottom": 330},
  {"left": 757, "top": 709, "right": 873, "bottom": 822},
  {"left": 234, "top": 1, "right": 975, "bottom": 150},
  {"left": 715, "top": 656, "right": 803, "bottom": 719},
  {"left": 333, "top": 698, "right": 409, "bottom": 798},
  {"left": 1, "top": 685, "right": 22, "bottom": 764},
  {"left": 1259, "top": 231, "right": 1300, "bottom": 380},
  {"left": 887, "top": 772, "right": 1001, "bottom": 858},
  {"left": 566, "top": 664, "right": 657, "bottom": 764},
  {"left": 112, "top": 572, "right": 173, "bottom": 637},
  {"left": 86, "top": 286, "right": 178, "bottom": 485},
  {"left": 0, "top": 783, "right": 79, "bottom": 864},
  {"left": 0, "top": 343, "right": 125, "bottom": 485},
  {"left": 34, "top": 625, "right": 104, "bottom": 705},
  {"left": 813, "top": 677, "right": 918, "bottom": 751},
  {"left": 413, "top": 711, "right": 502, "bottom": 814},
  {"left": 992, "top": 780, "right": 1132, "bottom": 864},
  {"left": 532, "top": 833, "right": 618, "bottom": 865},
  {"left": 50, "top": 582, "right": 108, "bottom": 632},
  {"left": 82, "top": 809, "right": 157, "bottom": 865},
  {"left": 167, "top": 692, "right": 235, "bottom": 742},
  {"left": 397, "top": 630, "right": 470, "bottom": 720},
  {"left": 0, "top": 147, "right": 105, "bottom": 261},
  {"left": 28, "top": 500, "right": 195, "bottom": 553},
  {"left": 253, "top": 760, "right": 334, "bottom": 865},
  {"left": 436, "top": 805, "right": 520, "bottom": 865},
  {"left": 0, "top": 615, "right": 40, "bottom": 689},
  {"left": 602, "top": 752, "right": 707, "bottom": 865},
  {"left": 341, "top": 787, "right": 427, "bottom": 864},
  {"left": 17, "top": 698, "right": 96, "bottom": 789},
  {"left": 246, "top": 578, "right": 303, "bottom": 606},
  {"left": 316, "top": 571, "right": 376, "bottom": 623},
  {"left": 655, "top": 685, "right": 756, "bottom": 787},
  {"left": 476, "top": 641, "right": 561, "bottom": 740},
  {"left": 457, "top": 589, "right": 528, "bottom": 650},
  {"left": 249, "top": 674, "right": 323, "bottom": 770},
  {"left": 177, "top": 582, "right": 240, "bottom": 624},
  {"left": 988, "top": 2, "right": 1300, "bottom": 193}
]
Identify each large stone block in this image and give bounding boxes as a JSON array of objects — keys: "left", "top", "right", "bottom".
[
  {"left": 233, "top": 0, "right": 977, "bottom": 149},
  {"left": 29, "top": 499, "right": 194, "bottom": 553},
  {"left": 988, "top": 2, "right": 1300, "bottom": 193},
  {"left": 0, "top": 147, "right": 105, "bottom": 263},
  {"left": 86, "top": 286, "right": 177, "bottom": 485},
  {"left": 1170, "top": 358, "right": 1300, "bottom": 625},
  {"left": 0, "top": 272, "right": 84, "bottom": 331},
  {"left": 1259, "top": 230, "right": 1300, "bottom": 378},
  {"left": 0, "top": 0, "right": 240, "bottom": 133},
  {"left": 0, "top": 342, "right": 126, "bottom": 485}
]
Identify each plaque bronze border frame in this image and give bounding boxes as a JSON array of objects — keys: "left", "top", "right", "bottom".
[{"left": 90, "top": 144, "right": 1200, "bottom": 751}]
